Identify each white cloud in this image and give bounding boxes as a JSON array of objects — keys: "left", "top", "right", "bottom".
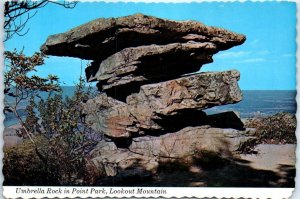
[
  {"left": 282, "top": 53, "right": 295, "bottom": 57},
  {"left": 215, "top": 51, "right": 250, "bottom": 59},
  {"left": 258, "top": 50, "right": 270, "bottom": 55},
  {"left": 248, "top": 39, "right": 259, "bottom": 46},
  {"left": 234, "top": 58, "right": 266, "bottom": 63}
]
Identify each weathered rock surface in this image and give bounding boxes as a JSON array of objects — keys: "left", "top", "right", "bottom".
[
  {"left": 127, "top": 70, "right": 242, "bottom": 131},
  {"left": 88, "top": 126, "right": 254, "bottom": 180},
  {"left": 41, "top": 13, "right": 246, "bottom": 61},
  {"left": 39, "top": 13, "right": 250, "bottom": 186},
  {"left": 82, "top": 94, "right": 137, "bottom": 138},
  {"left": 83, "top": 70, "right": 242, "bottom": 138},
  {"left": 129, "top": 126, "right": 251, "bottom": 158},
  {"left": 86, "top": 42, "right": 218, "bottom": 98}
]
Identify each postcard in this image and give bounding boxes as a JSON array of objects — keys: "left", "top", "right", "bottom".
[{"left": 2, "top": 0, "right": 298, "bottom": 198}]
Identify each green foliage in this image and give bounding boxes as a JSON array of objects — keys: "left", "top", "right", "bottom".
[
  {"left": 18, "top": 96, "right": 41, "bottom": 137},
  {"left": 4, "top": 49, "right": 60, "bottom": 124},
  {"left": 3, "top": 136, "right": 59, "bottom": 185},
  {"left": 4, "top": 78, "right": 99, "bottom": 185},
  {"left": 4, "top": 50, "right": 60, "bottom": 95},
  {"left": 38, "top": 77, "right": 97, "bottom": 160},
  {"left": 4, "top": 51, "right": 99, "bottom": 185}
]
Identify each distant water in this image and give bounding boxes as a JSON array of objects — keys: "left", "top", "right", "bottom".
[
  {"left": 4, "top": 86, "right": 97, "bottom": 127},
  {"left": 4, "top": 89, "right": 297, "bottom": 127},
  {"left": 205, "top": 90, "right": 297, "bottom": 118}
]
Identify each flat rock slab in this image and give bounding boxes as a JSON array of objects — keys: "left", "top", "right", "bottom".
[
  {"left": 83, "top": 70, "right": 242, "bottom": 138},
  {"left": 41, "top": 13, "right": 246, "bottom": 60},
  {"left": 88, "top": 126, "right": 253, "bottom": 180},
  {"left": 129, "top": 126, "right": 252, "bottom": 158},
  {"left": 127, "top": 70, "right": 242, "bottom": 130},
  {"left": 86, "top": 42, "right": 218, "bottom": 100}
]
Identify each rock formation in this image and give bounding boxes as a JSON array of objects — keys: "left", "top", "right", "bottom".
[
  {"left": 41, "top": 14, "right": 251, "bottom": 183},
  {"left": 90, "top": 126, "right": 255, "bottom": 178},
  {"left": 83, "top": 70, "right": 242, "bottom": 138},
  {"left": 41, "top": 13, "right": 245, "bottom": 60}
]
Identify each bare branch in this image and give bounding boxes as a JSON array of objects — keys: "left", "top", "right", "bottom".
[{"left": 4, "top": 0, "right": 77, "bottom": 41}]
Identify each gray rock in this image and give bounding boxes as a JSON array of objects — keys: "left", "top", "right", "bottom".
[
  {"left": 41, "top": 13, "right": 246, "bottom": 60},
  {"left": 86, "top": 42, "right": 218, "bottom": 100},
  {"left": 127, "top": 70, "right": 242, "bottom": 131},
  {"left": 129, "top": 126, "right": 253, "bottom": 158},
  {"left": 82, "top": 93, "right": 138, "bottom": 138},
  {"left": 83, "top": 70, "right": 242, "bottom": 138},
  {"left": 87, "top": 126, "right": 253, "bottom": 180}
]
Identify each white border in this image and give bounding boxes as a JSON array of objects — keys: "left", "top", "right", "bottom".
[{"left": 2, "top": 187, "right": 295, "bottom": 198}]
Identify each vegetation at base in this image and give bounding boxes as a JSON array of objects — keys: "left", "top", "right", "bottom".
[
  {"left": 238, "top": 112, "right": 296, "bottom": 153},
  {"left": 4, "top": 136, "right": 57, "bottom": 185},
  {"left": 3, "top": 75, "right": 101, "bottom": 185},
  {"left": 3, "top": 47, "right": 101, "bottom": 186},
  {"left": 3, "top": 1, "right": 101, "bottom": 186}
]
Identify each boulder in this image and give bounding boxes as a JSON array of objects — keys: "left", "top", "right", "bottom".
[
  {"left": 88, "top": 126, "right": 254, "bottom": 181},
  {"left": 88, "top": 140, "right": 158, "bottom": 178},
  {"left": 37, "top": 13, "right": 251, "bottom": 186},
  {"left": 127, "top": 70, "right": 242, "bottom": 131},
  {"left": 41, "top": 13, "right": 246, "bottom": 61},
  {"left": 83, "top": 70, "right": 242, "bottom": 138},
  {"left": 129, "top": 126, "right": 253, "bottom": 158}
]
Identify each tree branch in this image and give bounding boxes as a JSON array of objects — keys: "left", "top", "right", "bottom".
[{"left": 4, "top": 0, "right": 77, "bottom": 41}]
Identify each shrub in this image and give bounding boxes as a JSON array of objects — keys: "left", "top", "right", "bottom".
[
  {"left": 3, "top": 136, "right": 57, "bottom": 185},
  {"left": 4, "top": 78, "right": 101, "bottom": 185},
  {"left": 238, "top": 112, "right": 296, "bottom": 153},
  {"left": 245, "top": 112, "right": 296, "bottom": 144}
]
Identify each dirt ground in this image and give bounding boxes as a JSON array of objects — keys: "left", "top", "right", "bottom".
[
  {"left": 4, "top": 124, "right": 296, "bottom": 187},
  {"left": 240, "top": 144, "right": 295, "bottom": 172},
  {"left": 98, "top": 144, "right": 296, "bottom": 187}
]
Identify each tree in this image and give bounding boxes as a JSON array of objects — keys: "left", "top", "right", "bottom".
[
  {"left": 4, "top": 0, "right": 77, "bottom": 41},
  {"left": 4, "top": 77, "right": 100, "bottom": 185},
  {"left": 4, "top": 49, "right": 60, "bottom": 148},
  {"left": 3, "top": 0, "right": 101, "bottom": 185},
  {"left": 35, "top": 77, "right": 99, "bottom": 184}
]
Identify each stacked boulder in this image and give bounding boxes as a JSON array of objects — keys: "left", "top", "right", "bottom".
[{"left": 42, "top": 14, "right": 252, "bottom": 181}]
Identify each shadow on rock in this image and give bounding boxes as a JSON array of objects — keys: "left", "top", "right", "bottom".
[{"left": 95, "top": 150, "right": 295, "bottom": 187}]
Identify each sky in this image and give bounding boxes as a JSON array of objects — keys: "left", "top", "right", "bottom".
[{"left": 4, "top": 1, "right": 297, "bottom": 90}]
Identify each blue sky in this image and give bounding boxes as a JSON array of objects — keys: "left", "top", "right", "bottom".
[{"left": 5, "top": 1, "right": 296, "bottom": 90}]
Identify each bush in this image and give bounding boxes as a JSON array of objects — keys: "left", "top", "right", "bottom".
[
  {"left": 4, "top": 78, "right": 102, "bottom": 185},
  {"left": 238, "top": 112, "right": 296, "bottom": 153},
  {"left": 245, "top": 112, "right": 296, "bottom": 144},
  {"left": 3, "top": 136, "right": 57, "bottom": 185}
]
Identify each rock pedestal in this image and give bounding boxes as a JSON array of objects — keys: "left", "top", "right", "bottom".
[{"left": 42, "top": 14, "right": 250, "bottom": 183}]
